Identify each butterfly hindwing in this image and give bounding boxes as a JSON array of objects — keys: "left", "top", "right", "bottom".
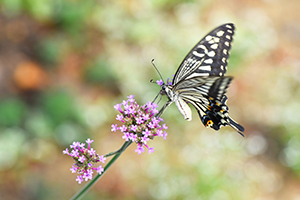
[
  {"left": 173, "top": 23, "right": 235, "bottom": 85},
  {"left": 181, "top": 88, "right": 244, "bottom": 136},
  {"left": 174, "top": 76, "right": 232, "bottom": 100}
]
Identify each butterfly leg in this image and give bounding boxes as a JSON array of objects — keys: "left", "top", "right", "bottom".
[
  {"left": 157, "top": 101, "right": 173, "bottom": 118},
  {"left": 152, "top": 91, "right": 161, "bottom": 104}
]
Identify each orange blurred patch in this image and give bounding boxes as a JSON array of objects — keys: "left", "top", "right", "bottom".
[{"left": 13, "top": 61, "right": 48, "bottom": 90}]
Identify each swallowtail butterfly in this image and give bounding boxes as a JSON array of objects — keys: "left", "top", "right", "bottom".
[{"left": 156, "top": 23, "right": 245, "bottom": 136}]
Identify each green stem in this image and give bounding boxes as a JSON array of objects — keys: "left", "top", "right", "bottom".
[
  {"left": 104, "top": 141, "right": 131, "bottom": 157},
  {"left": 69, "top": 141, "right": 132, "bottom": 200}
]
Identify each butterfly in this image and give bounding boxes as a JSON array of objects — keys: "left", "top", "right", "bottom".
[{"left": 155, "top": 23, "right": 245, "bottom": 136}]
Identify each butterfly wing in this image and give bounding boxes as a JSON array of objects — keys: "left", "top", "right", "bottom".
[
  {"left": 173, "top": 76, "right": 245, "bottom": 136},
  {"left": 172, "top": 23, "right": 235, "bottom": 85},
  {"left": 159, "top": 23, "right": 244, "bottom": 135},
  {"left": 174, "top": 76, "right": 232, "bottom": 100},
  {"left": 219, "top": 96, "right": 245, "bottom": 134}
]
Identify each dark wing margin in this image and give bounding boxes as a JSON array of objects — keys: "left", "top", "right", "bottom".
[
  {"left": 173, "top": 23, "right": 235, "bottom": 85},
  {"left": 207, "top": 76, "right": 232, "bottom": 100},
  {"left": 220, "top": 96, "right": 245, "bottom": 134}
]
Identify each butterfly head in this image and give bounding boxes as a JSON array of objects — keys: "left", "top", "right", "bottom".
[
  {"left": 160, "top": 84, "right": 167, "bottom": 95},
  {"left": 155, "top": 79, "right": 171, "bottom": 96}
]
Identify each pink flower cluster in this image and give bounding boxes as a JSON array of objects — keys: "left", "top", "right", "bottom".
[
  {"left": 111, "top": 95, "right": 168, "bottom": 155},
  {"left": 63, "top": 138, "right": 106, "bottom": 184}
]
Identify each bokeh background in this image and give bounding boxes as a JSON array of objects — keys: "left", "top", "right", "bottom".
[{"left": 0, "top": 0, "right": 300, "bottom": 199}]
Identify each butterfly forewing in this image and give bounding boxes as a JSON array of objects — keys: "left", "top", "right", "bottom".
[
  {"left": 207, "top": 76, "right": 232, "bottom": 99},
  {"left": 173, "top": 23, "right": 235, "bottom": 85}
]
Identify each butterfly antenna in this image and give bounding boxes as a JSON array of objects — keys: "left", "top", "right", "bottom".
[{"left": 151, "top": 59, "right": 165, "bottom": 83}]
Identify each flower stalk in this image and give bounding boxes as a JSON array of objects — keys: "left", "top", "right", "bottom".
[{"left": 69, "top": 141, "right": 132, "bottom": 200}]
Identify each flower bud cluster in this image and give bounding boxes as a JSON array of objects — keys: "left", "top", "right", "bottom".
[
  {"left": 63, "top": 138, "right": 106, "bottom": 184},
  {"left": 111, "top": 95, "right": 168, "bottom": 154}
]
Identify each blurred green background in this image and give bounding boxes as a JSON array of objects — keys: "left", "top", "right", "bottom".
[{"left": 0, "top": 0, "right": 300, "bottom": 199}]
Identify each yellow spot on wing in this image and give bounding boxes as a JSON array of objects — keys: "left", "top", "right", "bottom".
[{"left": 205, "top": 120, "right": 213, "bottom": 127}]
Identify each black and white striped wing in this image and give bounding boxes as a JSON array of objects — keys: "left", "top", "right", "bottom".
[
  {"left": 174, "top": 76, "right": 245, "bottom": 136},
  {"left": 172, "top": 23, "right": 235, "bottom": 85},
  {"left": 174, "top": 76, "right": 232, "bottom": 100}
]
